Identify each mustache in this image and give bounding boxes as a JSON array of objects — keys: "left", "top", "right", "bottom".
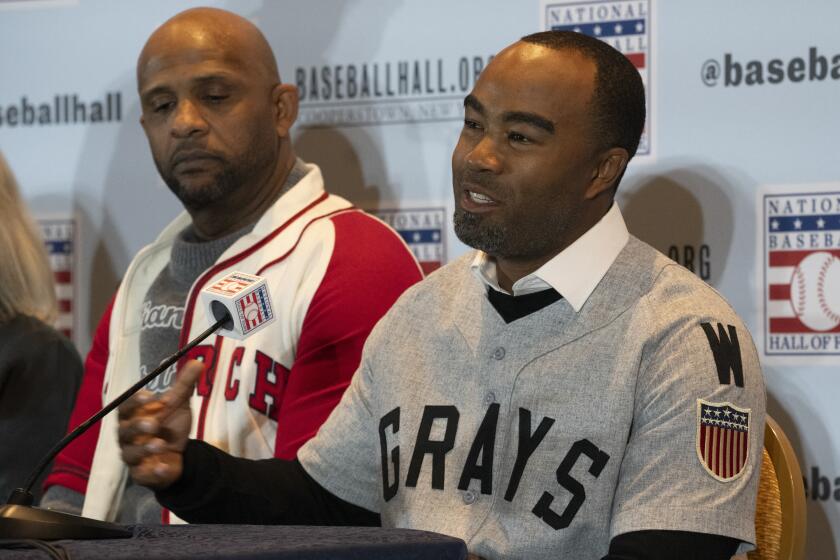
[
  {"left": 457, "top": 171, "right": 501, "bottom": 192},
  {"left": 170, "top": 148, "right": 224, "bottom": 166}
]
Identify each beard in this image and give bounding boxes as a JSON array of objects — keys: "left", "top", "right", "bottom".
[
  {"left": 453, "top": 207, "right": 509, "bottom": 255},
  {"left": 452, "top": 171, "right": 514, "bottom": 256},
  {"left": 157, "top": 161, "right": 239, "bottom": 210},
  {"left": 453, "top": 206, "right": 572, "bottom": 261},
  {"left": 154, "top": 146, "right": 272, "bottom": 211}
]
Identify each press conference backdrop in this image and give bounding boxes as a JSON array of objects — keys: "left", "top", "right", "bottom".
[{"left": 0, "top": 0, "right": 838, "bottom": 554}]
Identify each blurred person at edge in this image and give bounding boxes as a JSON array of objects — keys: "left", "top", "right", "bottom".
[
  {"left": 39, "top": 6, "right": 421, "bottom": 523},
  {"left": 0, "top": 151, "right": 83, "bottom": 503}
]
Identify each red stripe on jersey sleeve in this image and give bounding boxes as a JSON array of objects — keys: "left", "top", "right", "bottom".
[
  {"left": 272, "top": 211, "right": 422, "bottom": 459},
  {"left": 42, "top": 294, "right": 116, "bottom": 495}
]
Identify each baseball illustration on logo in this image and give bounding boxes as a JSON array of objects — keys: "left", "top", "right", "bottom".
[
  {"left": 237, "top": 287, "right": 272, "bottom": 333},
  {"left": 243, "top": 300, "right": 261, "bottom": 323},
  {"left": 790, "top": 251, "right": 840, "bottom": 332},
  {"left": 763, "top": 188, "right": 840, "bottom": 356}
]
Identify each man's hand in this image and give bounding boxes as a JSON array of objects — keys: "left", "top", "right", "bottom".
[{"left": 118, "top": 360, "right": 204, "bottom": 489}]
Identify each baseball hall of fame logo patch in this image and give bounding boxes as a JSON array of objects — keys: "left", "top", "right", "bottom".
[
  {"left": 763, "top": 187, "right": 840, "bottom": 356},
  {"left": 540, "top": 0, "right": 654, "bottom": 157},
  {"left": 236, "top": 285, "right": 273, "bottom": 334},
  {"left": 696, "top": 400, "right": 750, "bottom": 483}
]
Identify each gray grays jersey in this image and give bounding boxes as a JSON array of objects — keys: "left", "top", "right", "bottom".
[{"left": 298, "top": 236, "right": 765, "bottom": 560}]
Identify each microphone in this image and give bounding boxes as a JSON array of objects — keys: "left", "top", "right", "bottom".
[
  {"left": 200, "top": 271, "right": 275, "bottom": 340},
  {"left": 0, "top": 271, "right": 272, "bottom": 540}
]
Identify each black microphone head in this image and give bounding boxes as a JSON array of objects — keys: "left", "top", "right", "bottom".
[{"left": 210, "top": 300, "right": 234, "bottom": 331}]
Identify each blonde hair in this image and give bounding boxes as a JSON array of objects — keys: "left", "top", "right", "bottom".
[{"left": 0, "top": 152, "right": 58, "bottom": 324}]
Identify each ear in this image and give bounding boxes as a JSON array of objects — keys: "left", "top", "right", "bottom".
[
  {"left": 272, "top": 83, "right": 299, "bottom": 138},
  {"left": 585, "top": 148, "right": 629, "bottom": 200}
]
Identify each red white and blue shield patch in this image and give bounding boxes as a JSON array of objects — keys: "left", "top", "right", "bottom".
[{"left": 696, "top": 399, "right": 751, "bottom": 482}]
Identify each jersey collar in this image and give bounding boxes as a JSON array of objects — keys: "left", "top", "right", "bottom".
[{"left": 470, "top": 203, "right": 630, "bottom": 312}]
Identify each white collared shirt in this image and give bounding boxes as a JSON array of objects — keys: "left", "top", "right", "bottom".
[{"left": 470, "top": 203, "right": 630, "bottom": 312}]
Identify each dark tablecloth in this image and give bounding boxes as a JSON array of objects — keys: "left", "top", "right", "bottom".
[{"left": 0, "top": 524, "right": 468, "bottom": 559}]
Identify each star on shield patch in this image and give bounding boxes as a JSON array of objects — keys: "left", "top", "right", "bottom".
[{"left": 696, "top": 399, "right": 751, "bottom": 482}]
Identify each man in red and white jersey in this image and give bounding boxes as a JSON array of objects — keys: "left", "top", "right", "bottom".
[{"left": 40, "top": 7, "right": 422, "bottom": 523}]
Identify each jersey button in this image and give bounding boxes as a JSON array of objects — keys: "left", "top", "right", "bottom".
[
  {"left": 484, "top": 391, "right": 496, "bottom": 404},
  {"left": 492, "top": 347, "right": 505, "bottom": 360},
  {"left": 462, "top": 490, "right": 477, "bottom": 505}
]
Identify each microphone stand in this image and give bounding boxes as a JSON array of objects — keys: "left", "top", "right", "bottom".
[{"left": 0, "top": 314, "right": 230, "bottom": 540}]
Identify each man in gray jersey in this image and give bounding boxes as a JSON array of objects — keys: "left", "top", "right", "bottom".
[{"left": 118, "top": 30, "right": 765, "bottom": 560}]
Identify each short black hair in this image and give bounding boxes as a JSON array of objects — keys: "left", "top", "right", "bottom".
[{"left": 521, "top": 30, "right": 646, "bottom": 160}]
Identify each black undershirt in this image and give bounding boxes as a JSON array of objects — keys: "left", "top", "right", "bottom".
[{"left": 486, "top": 286, "right": 563, "bottom": 322}]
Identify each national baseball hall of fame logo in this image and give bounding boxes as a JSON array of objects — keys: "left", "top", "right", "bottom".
[
  {"left": 763, "top": 187, "right": 840, "bottom": 356},
  {"left": 540, "top": 0, "right": 653, "bottom": 157},
  {"left": 373, "top": 208, "right": 445, "bottom": 276}
]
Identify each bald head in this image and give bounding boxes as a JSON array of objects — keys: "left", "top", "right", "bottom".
[
  {"left": 136, "top": 7, "right": 300, "bottom": 239},
  {"left": 138, "top": 7, "right": 280, "bottom": 89}
]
